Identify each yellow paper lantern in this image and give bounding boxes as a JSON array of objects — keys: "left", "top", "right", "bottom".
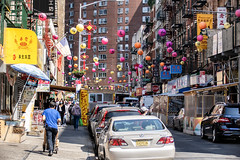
[
  {"left": 195, "top": 41, "right": 201, "bottom": 47},
  {"left": 84, "top": 85, "right": 88, "bottom": 89},
  {"left": 148, "top": 66, "right": 151, "bottom": 69},
  {"left": 73, "top": 56, "right": 78, "bottom": 61},
  {"left": 93, "top": 57, "right": 99, "bottom": 62},
  {"left": 180, "top": 61, "right": 185, "bottom": 65},
  {"left": 123, "top": 80, "right": 126, "bottom": 83},
  {"left": 117, "top": 65, "right": 121, "bottom": 69},
  {"left": 80, "top": 43, "right": 86, "bottom": 49},
  {"left": 74, "top": 64, "right": 78, "bottom": 68},
  {"left": 68, "top": 72, "right": 71, "bottom": 75},
  {"left": 99, "top": 79, "right": 102, "bottom": 82},
  {"left": 197, "top": 48, "right": 203, "bottom": 52},
  {"left": 224, "top": 22, "right": 231, "bottom": 29},
  {"left": 70, "top": 27, "right": 77, "bottom": 34},
  {"left": 96, "top": 77, "right": 99, "bottom": 80},
  {"left": 76, "top": 24, "right": 84, "bottom": 32},
  {"left": 110, "top": 71, "right": 114, "bottom": 74},
  {"left": 85, "top": 67, "right": 89, "bottom": 70},
  {"left": 118, "top": 68, "right": 122, "bottom": 71}
]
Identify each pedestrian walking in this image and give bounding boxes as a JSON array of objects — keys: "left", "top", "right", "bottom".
[
  {"left": 71, "top": 102, "right": 81, "bottom": 130},
  {"left": 42, "top": 101, "right": 61, "bottom": 156},
  {"left": 56, "top": 100, "right": 66, "bottom": 125}
]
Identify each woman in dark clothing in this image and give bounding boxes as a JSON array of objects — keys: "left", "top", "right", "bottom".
[{"left": 56, "top": 100, "right": 65, "bottom": 125}]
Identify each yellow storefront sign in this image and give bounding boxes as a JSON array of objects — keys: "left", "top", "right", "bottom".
[
  {"left": 3, "top": 28, "right": 37, "bottom": 64},
  {"left": 197, "top": 14, "right": 213, "bottom": 50},
  {"left": 80, "top": 90, "right": 89, "bottom": 126}
]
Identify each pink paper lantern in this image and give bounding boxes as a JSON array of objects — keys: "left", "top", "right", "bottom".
[
  {"left": 84, "top": 79, "right": 87, "bottom": 81},
  {"left": 135, "top": 66, "right": 138, "bottom": 70},
  {"left": 108, "top": 81, "right": 110, "bottom": 84},
  {"left": 235, "top": 9, "right": 240, "bottom": 17},
  {"left": 71, "top": 82, "right": 74, "bottom": 84},
  {"left": 57, "top": 51, "right": 61, "bottom": 55},
  {"left": 167, "top": 47, "right": 173, "bottom": 53},
  {"left": 67, "top": 56, "right": 72, "bottom": 60},
  {"left": 66, "top": 84, "right": 68, "bottom": 86},
  {"left": 95, "top": 62, "right": 99, "bottom": 66},
  {"left": 109, "top": 49, "right": 115, "bottom": 54},
  {"left": 131, "top": 78, "right": 133, "bottom": 81},
  {"left": 197, "top": 35, "right": 203, "bottom": 41},
  {"left": 109, "top": 77, "right": 112, "bottom": 80},
  {"left": 163, "top": 66, "right": 167, "bottom": 70},
  {"left": 52, "top": 35, "right": 58, "bottom": 40},
  {"left": 138, "top": 64, "right": 143, "bottom": 69},
  {"left": 125, "top": 84, "right": 129, "bottom": 87},
  {"left": 68, "top": 65, "right": 72, "bottom": 68},
  {"left": 97, "top": 87, "right": 99, "bottom": 90},
  {"left": 87, "top": 77, "right": 90, "bottom": 80},
  {"left": 62, "top": 72, "right": 65, "bottom": 74},
  {"left": 39, "top": 13, "right": 47, "bottom": 21},
  {"left": 101, "top": 38, "right": 108, "bottom": 45},
  {"left": 128, "top": 71, "right": 132, "bottom": 75},
  {"left": 117, "top": 30, "right": 125, "bottom": 37},
  {"left": 166, "top": 41, "right": 173, "bottom": 48},
  {"left": 92, "top": 68, "right": 96, "bottom": 72},
  {"left": 120, "top": 57, "right": 125, "bottom": 62},
  {"left": 112, "top": 80, "right": 115, "bottom": 82},
  {"left": 158, "top": 29, "right": 166, "bottom": 37},
  {"left": 172, "top": 52, "right": 177, "bottom": 57},
  {"left": 136, "top": 79, "right": 139, "bottom": 82},
  {"left": 182, "top": 57, "right": 187, "bottom": 62},
  {"left": 102, "top": 68, "right": 106, "bottom": 71}
]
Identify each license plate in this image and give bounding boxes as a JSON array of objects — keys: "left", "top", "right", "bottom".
[{"left": 136, "top": 140, "right": 148, "bottom": 146}]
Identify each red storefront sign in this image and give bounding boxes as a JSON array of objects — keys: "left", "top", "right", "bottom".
[{"left": 152, "top": 85, "right": 159, "bottom": 93}]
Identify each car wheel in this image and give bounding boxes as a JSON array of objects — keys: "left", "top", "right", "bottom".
[
  {"left": 97, "top": 145, "right": 103, "bottom": 160},
  {"left": 212, "top": 127, "right": 220, "bottom": 143},
  {"left": 201, "top": 125, "right": 207, "bottom": 139},
  {"left": 173, "top": 120, "right": 176, "bottom": 130},
  {"left": 179, "top": 122, "right": 183, "bottom": 132},
  {"left": 94, "top": 143, "right": 98, "bottom": 157}
]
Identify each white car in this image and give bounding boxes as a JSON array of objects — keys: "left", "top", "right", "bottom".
[{"left": 97, "top": 115, "right": 175, "bottom": 160}]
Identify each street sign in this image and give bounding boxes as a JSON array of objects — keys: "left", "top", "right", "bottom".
[
  {"left": 152, "top": 85, "right": 159, "bottom": 93},
  {"left": 153, "top": 59, "right": 159, "bottom": 77},
  {"left": 170, "top": 65, "right": 182, "bottom": 74},
  {"left": 33, "top": 0, "right": 55, "bottom": 18},
  {"left": 161, "top": 71, "right": 171, "bottom": 80}
]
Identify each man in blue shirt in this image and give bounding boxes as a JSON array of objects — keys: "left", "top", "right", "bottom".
[{"left": 43, "top": 101, "right": 61, "bottom": 156}]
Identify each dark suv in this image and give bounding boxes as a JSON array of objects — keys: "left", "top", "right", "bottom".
[{"left": 201, "top": 103, "right": 240, "bottom": 142}]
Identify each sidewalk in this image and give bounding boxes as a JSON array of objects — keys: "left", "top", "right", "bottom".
[{"left": 0, "top": 125, "right": 96, "bottom": 160}]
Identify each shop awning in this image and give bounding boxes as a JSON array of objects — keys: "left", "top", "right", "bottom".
[
  {"left": 50, "top": 85, "right": 76, "bottom": 92},
  {"left": 183, "top": 82, "right": 238, "bottom": 94}
]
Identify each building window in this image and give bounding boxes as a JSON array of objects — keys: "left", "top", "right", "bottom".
[
  {"left": 117, "top": 53, "right": 123, "bottom": 60},
  {"left": 99, "top": 9, "right": 107, "bottom": 15},
  {"left": 118, "top": 26, "right": 123, "bottom": 30},
  {"left": 142, "top": 16, "right": 150, "bottom": 22},
  {"left": 142, "top": 7, "right": 150, "bottom": 13},
  {"left": 125, "top": 62, "right": 129, "bottom": 69},
  {"left": 125, "top": 44, "right": 129, "bottom": 50},
  {"left": 118, "top": 1, "right": 123, "bottom": 5},
  {"left": 117, "top": 62, "right": 123, "bottom": 68},
  {"left": 142, "top": 0, "right": 148, "bottom": 4},
  {"left": 69, "top": 11, "right": 74, "bottom": 17},
  {"left": 125, "top": 17, "right": 129, "bottom": 24},
  {"left": 99, "top": 1, "right": 107, "bottom": 6},
  {"left": 69, "top": 19, "right": 74, "bottom": 25},
  {"left": 117, "top": 72, "right": 123, "bottom": 77},
  {"left": 125, "top": 8, "right": 129, "bottom": 14},
  {"left": 98, "top": 63, "right": 107, "bottom": 69},
  {"left": 117, "top": 44, "right": 123, "bottom": 51},
  {"left": 93, "top": 10, "right": 97, "bottom": 16},
  {"left": 83, "top": 2, "right": 87, "bottom": 9},
  {"left": 118, "top": 17, "right": 123, "bottom": 23},
  {"left": 99, "top": 18, "right": 107, "bottom": 24},
  {"left": 125, "top": 35, "right": 129, "bottom": 41},
  {"left": 98, "top": 27, "right": 108, "bottom": 33},
  {"left": 93, "top": 73, "right": 96, "bottom": 78},
  {"left": 69, "top": 3, "right": 74, "bottom": 9},
  {"left": 93, "top": 46, "right": 97, "bottom": 52},
  {"left": 125, "top": 26, "right": 129, "bottom": 32},
  {"left": 93, "top": 19, "right": 97, "bottom": 25},
  {"left": 125, "top": 53, "right": 129, "bottom": 60},
  {"left": 118, "top": 8, "right": 123, "bottom": 14},
  {"left": 98, "top": 72, "right": 107, "bottom": 78},
  {"left": 93, "top": 37, "right": 97, "bottom": 43},
  {"left": 125, "top": 0, "right": 129, "bottom": 5},
  {"left": 69, "top": 43, "right": 73, "bottom": 49},
  {"left": 69, "top": 35, "right": 73, "bottom": 41},
  {"left": 99, "top": 54, "right": 107, "bottom": 60},
  {"left": 118, "top": 37, "right": 123, "bottom": 42},
  {"left": 98, "top": 45, "right": 107, "bottom": 51},
  {"left": 83, "top": 11, "right": 87, "bottom": 18}
]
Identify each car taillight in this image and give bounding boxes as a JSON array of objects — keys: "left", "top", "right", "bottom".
[
  {"left": 99, "top": 111, "right": 108, "bottom": 128},
  {"left": 218, "top": 117, "right": 230, "bottom": 123},
  {"left": 157, "top": 136, "right": 174, "bottom": 144},
  {"left": 109, "top": 138, "right": 128, "bottom": 146}
]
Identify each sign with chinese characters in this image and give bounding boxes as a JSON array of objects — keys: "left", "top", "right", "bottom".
[
  {"left": 136, "top": 87, "right": 143, "bottom": 97},
  {"left": 161, "top": 71, "right": 171, "bottom": 80},
  {"left": 213, "top": 34, "right": 218, "bottom": 55},
  {"left": 218, "top": 31, "right": 223, "bottom": 54},
  {"left": 217, "top": 7, "right": 227, "bottom": 29},
  {"left": 170, "top": 65, "right": 182, "bottom": 74},
  {"left": 197, "top": 14, "right": 213, "bottom": 50},
  {"left": 36, "top": 80, "right": 50, "bottom": 92},
  {"left": 199, "top": 71, "right": 206, "bottom": 84},
  {"left": 33, "top": 0, "right": 55, "bottom": 18},
  {"left": 152, "top": 85, "right": 159, "bottom": 93},
  {"left": 80, "top": 90, "right": 89, "bottom": 126},
  {"left": 153, "top": 59, "right": 159, "bottom": 77},
  {"left": 3, "top": 28, "right": 37, "bottom": 64}
]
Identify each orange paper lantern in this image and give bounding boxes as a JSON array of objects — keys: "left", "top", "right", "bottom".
[
  {"left": 160, "top": 62, "right": 165, "bottom": 67},
  {"left": 151, "top": 64, "right": 155, "bottom": 68},
  {"left": 119, "top": 80, "right": 122, "bottom": 83},
  {"left": 145, "top": 56, "right": 151, "bottom": 61},
  {"left": 137, "top": 49, "right": 143, "bottom": 55},
  {"left": 73, "top": 56, "right": 78, "bottom": 61},
  {"left": 199, "top": 22, "right": 207, "bottom": 30},
  {"left": 74, "top": 64, "right": 78, "bottom": 68},
  {"left": 134, "top": 42, "right": 141, "bottom": 49},
  {"left": 145, "top": 70, "right": 150, "bottom": 74},
  {"left": 68, "top": 72, "right": 71, "bottom": 75},
  {"left": 123, "top": 80, "right": 126, "bottom": 83},
  {"left": 122, "top": 75, "right": 126, "bottom": 78}
]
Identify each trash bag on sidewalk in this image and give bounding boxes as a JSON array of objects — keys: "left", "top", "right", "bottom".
[{"left": 79, "top": 118, "right": 83, "bottom": 126}]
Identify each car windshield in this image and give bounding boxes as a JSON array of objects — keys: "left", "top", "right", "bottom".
[
  {"left": 105, "top": 111, "right": 140, "bottom": 121},
  {"left": 97, "top": 106, "right": 118, "bottom": 112},
  {"left": 118, "top": 103, "right": 131, "bottom": 106},
  {"left": 112, "top": 119, "right": 165, "bottom": 132},
  {"left": 224, "top": 107, "right": 240, "bottom": 115}
]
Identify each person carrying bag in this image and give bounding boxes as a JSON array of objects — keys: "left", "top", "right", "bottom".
[{"left": 71, "top": 102, "right": 81, "bottom": 130}]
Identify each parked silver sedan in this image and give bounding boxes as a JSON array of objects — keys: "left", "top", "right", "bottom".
[{"left": 97, "top": 115, "right": 175, "bottom": 160}]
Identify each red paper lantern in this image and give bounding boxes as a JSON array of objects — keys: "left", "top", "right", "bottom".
[{"left": 122, "top": 75, "right": 126, "bottom": 78}]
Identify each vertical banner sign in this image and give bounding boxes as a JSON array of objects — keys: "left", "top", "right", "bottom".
[
  {"left": 213, "top": 34, "right": 218, "bottom": 55},
  {"left": 217, "top": 7, "right": 227, "bottom": 29},
  {"left": 33, "top": 0, "right": 55, "bottom": 18},
  {"left": 161, "top": 71, "right": 171, "bottom": 80},
  {"left": 170, "top": 65, "right": 182, "bottom": 74},
  {"left": 217, "top": 31, "right": 223, "bottom": 54},
  {"left": 153, "top": 59, "right": 159, "bottom": 77},
  {"left": 80, "top": 90, "right": 89, "bottom": 126},
  {"left": 197, "top": 14, "right": 213, "bottom": 50}
]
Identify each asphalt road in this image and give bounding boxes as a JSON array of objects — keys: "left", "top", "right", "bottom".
[{"left": 170, "top": 129, "right": 240, "bottom": 160}]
